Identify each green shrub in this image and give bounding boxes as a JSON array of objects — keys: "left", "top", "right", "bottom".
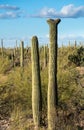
[
  {"left": 68, "top": 46, "right": 84, "bottom": 66},
  {"left": 0, "top": 57, "right": 11, "bottom": 74}
]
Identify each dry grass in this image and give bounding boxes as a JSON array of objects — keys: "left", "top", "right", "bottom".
[
  {"left": 76, "top": 67, "right": 84, "bottom": 75},
  {"left": 0, "top": 74, "right": 8, "bottom": 83}
]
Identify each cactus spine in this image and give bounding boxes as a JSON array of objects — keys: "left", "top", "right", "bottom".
[
  {"left": 31, "top": 36, "right": 42, "bottom": 129},
  {"left": 47, "top": 19, "right": 61, "bottom": 130},
  {"left": 20, "top": 41, "right": 24, "bottom": 67}
]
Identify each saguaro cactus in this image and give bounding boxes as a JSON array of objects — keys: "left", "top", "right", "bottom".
[
  {"left": 69, "top": 41, "right": 70, "bottom": 47},
  {"left": 1, "top": 39, "right": 4, "bottom": 57},
  {"left": 44, "top": 45, "right": 47, "bottom": 68},
  {"left": 31, "top": 36, "right": 42, "bottom": 129},
  {"left": 47, "top": 19, "right": 61, "bottom": 130},
  {"left": 20, "top": 41, "right": 24, "bottom": 67},
  {"left": 16, "top": 40, "right": 18, "bottom": 51},
  {"left": 74, "top": 40, "right": 77, "bottom": 48},
  {"left": 11, "top": 52, "right": 15, "bottom": 67},
  {"left": 14, "top": 47, "right": 16, "bottom": 57}
]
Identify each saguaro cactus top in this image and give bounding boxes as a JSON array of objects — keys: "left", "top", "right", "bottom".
[
  {"left": 47, "top": 19, "right": 61, "bottom": 130},
  {"left": 47, "top": 19, "right": 61, "bottom": 45}
]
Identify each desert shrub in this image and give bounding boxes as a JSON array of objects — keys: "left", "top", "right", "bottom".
[
  {"left": 0, "top": 45, "right": 84, "bottom": 130},
  {"left": 0, "top": 82, "right": 13, "bottom": 117},
  {"left": 58, "top": 46, "right": 84, "bottom": 108},
  {"left": 58, "top": 68, "right": 81, "bottom": 105},
  {"left": 68, "top": 46, "right": 84, "bottom": 66},
  {"left": 8, "top": 65, "right": 32, "bottom": 111},
  {"left": 0, "top": 57, "right": 12, "bottom": 74},
  {"left": 0, "top": 66, "right": 31, "bottom": 117}
]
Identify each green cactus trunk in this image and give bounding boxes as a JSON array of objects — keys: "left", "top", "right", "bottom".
[
  {"left": 20, "top": 41, "right": 24, "bottom": 67},
  {"left": 44, "top": 45, "right": 47, "bottom": 68},
  {"left": 12, "top": 52, "right": 15, "bottom": 67},
  {"left": 74, "top": 40, "right": 77, "bottom": 48},
  {"left": 14, "top": 47, "right": 16, "bottom": 57},
  {"left": 1, "top": 39, "right": 4, "bottom": 58},
  {"left": 26, "top": 45, "right": 29, "bottom": 53},
  {"left": 31, "top": 36, "right": 42, "bottom": 129},
  {"left": 16, "top": 40, "right": 18, "bottom": 51},
  {"left": 69, "top": 41, "right": 70, "bottom": 48},
  {"left": 47, "top": 19, "right": 61, "bottom": 130}
]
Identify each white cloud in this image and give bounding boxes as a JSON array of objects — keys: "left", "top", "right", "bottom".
[
  {"left": 60, "top": 4, "right": 84, "bottom": 18},
  {"left": 0, "top": 4, "right": 24, "bottom": 19},
  {"left": 40, "top": 7, "right": 57, "bottom": 17},
  {"left": 59, "top": 34, "right": 84, "bottom": 40},
  {"left": 0, "top": 4, "right": 20, "bottom": 10},
  {"left": 0, "top": 11, "right": 22, "bottom": 19},
  {"left": 30, "top": 4, "right": 84, "bottom": 18}
]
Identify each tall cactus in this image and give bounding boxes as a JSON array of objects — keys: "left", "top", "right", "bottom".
[
  {"left": 31, "top": 36, "right": 42, "bottom": 129},
  {"left": 14, "top": 47, "right": 16, "bottom": 57},
  {"left": 11, "top": 52, "right": 15, "bottom": 67},
  {"left": 44, "top": 45, "right": 47, "bottom": 68},
  {"left": 69, "top": 41, "right": 70, "bottom": 48},
  {"left": 47, "top": 19, "right": 61, "bottom": 130},
  {"left": 16, "top": 40, "right": 18, "bottom": 51},
  {"left": 74, "top": 40, "right": 77, "bottom": 48},
  {"left": 1, "top": 39, "right": 4, "bottom": 57},
  {"left": 20, "top": 41, "right": 24, "bottom": 67}
]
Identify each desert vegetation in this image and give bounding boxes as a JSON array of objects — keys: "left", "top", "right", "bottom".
[{"left": 0, "top": 19, "right": 84, "bottom": 130}]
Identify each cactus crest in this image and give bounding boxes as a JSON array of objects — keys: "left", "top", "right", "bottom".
[{"left": 47, "top": 19, "right": 61, "bottom": 25}]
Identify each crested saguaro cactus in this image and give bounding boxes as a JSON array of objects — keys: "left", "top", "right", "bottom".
[
  {"left": 20, "top": 41, "right": 24, "bottom": 67},
  {"left": 31, "top": 36, "right": 42, "bottom": 129},
  {"left": 47, "top": 19, "right": 61, "bottom": 130}
]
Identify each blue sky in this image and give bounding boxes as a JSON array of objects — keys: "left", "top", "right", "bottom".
[{"left": 0, "top": 0, "right": 84, "bottom": 47}]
